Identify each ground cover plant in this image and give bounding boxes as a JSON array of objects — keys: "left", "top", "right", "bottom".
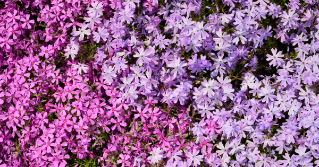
[{"left": 1, "top": 0, "right": 319, "bottom": 166}]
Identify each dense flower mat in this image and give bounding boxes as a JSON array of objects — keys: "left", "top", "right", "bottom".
[{"left": 1, "top": 0, "right": 319, "bottom": 166}]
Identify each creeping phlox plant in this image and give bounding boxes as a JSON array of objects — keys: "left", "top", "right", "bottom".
[{"left": 1, "top": 0, "right": 319, "bottom": 166}]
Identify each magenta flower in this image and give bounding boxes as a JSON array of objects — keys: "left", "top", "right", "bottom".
[{"left": 111, "top": 117, "right": 127, "bottom": 131}]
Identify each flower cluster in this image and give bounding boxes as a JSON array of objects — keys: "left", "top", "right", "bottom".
[{"left": 1, "top": 0, "right": 319, "bottom": 166}]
